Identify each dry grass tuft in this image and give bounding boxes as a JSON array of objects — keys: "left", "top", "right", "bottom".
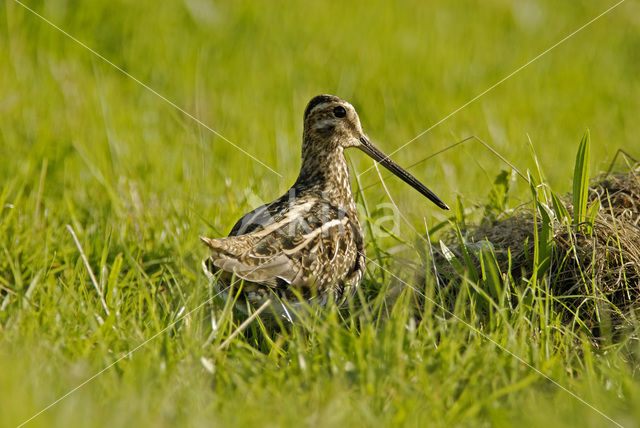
[{"left": 434, "top": 165, "right": 640, "bottom": 328}]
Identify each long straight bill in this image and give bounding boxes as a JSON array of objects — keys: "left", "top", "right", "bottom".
[{"left": 358, "top": 137, "right": 449, "bottom": 210}]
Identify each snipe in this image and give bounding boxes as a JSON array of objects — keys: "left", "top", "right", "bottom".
[{"left": 201, "top": 94, "right": 448, "bottom": 321}]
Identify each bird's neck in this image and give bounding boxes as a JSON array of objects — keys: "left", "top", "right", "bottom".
[{"left": 294, "top": 146, "right": 356, "bottom": 210}]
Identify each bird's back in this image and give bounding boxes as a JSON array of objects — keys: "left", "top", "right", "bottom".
[{"left": 202, "top": 191, "right": 365, "bottom": 311}]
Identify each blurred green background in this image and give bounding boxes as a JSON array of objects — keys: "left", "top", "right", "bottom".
[
  {"left": 1, "top": 0, "right": 639, "bottom": 427},
  {"left": 3, "top": 0, "right": 639, "bottom": 226}
]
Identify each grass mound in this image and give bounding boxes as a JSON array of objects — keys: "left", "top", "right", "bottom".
[{"left": 434, "top": 163, "right": 640, "bottom": 330}]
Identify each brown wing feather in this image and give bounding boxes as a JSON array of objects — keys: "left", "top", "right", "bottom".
[{"left": 201, "top": 201, "right": 361, "bottom": 296}]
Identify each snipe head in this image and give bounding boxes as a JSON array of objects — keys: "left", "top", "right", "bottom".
[{"left": 301, "top": 94, "right": 449, "bottom": 210}]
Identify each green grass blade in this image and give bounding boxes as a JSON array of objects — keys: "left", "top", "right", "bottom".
[
  {"left": 550, "top": 190, "right": 570, "bottom": 224},
  {"left": 573, "top": 130, "right": 591, "bottom": 226},
  {"left": 528, "top": 172, "right": 553, "bottom": 276},
  {"left": 453, "top": 223, "right": 479, "bottom": 283}
]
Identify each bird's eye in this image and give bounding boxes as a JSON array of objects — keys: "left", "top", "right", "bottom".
[{"left": 333, "top": 106, "right": 347, "bottom": 118}]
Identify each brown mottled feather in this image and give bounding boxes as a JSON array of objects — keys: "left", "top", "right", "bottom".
[{"left": 201, "top": 197, "right": 364, "bottom": 305}]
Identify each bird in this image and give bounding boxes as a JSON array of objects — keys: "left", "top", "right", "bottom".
[{"left": 201, "top": 94, "right": 448, "bottom": 321}]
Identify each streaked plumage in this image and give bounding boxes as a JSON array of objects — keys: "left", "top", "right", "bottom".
[{"left": 202, "top": 94, "right": 448, "bottom": 320}]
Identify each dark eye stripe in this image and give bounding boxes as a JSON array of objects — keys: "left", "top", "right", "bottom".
[{"left": 333, "top": 106, "right": 346, "bottom": 118}]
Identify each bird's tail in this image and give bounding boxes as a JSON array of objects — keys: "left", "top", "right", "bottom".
[{"left": 200, "top": 236, "right": 221, "bottom": 249}]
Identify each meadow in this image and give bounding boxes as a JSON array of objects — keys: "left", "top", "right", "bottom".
[{"left": 1, "top": 0, "right": 640, "bottom": 426}]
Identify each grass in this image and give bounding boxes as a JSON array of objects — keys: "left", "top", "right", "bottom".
[{"left": 1, "top": 0, "right": 640, "bottom": 426}]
